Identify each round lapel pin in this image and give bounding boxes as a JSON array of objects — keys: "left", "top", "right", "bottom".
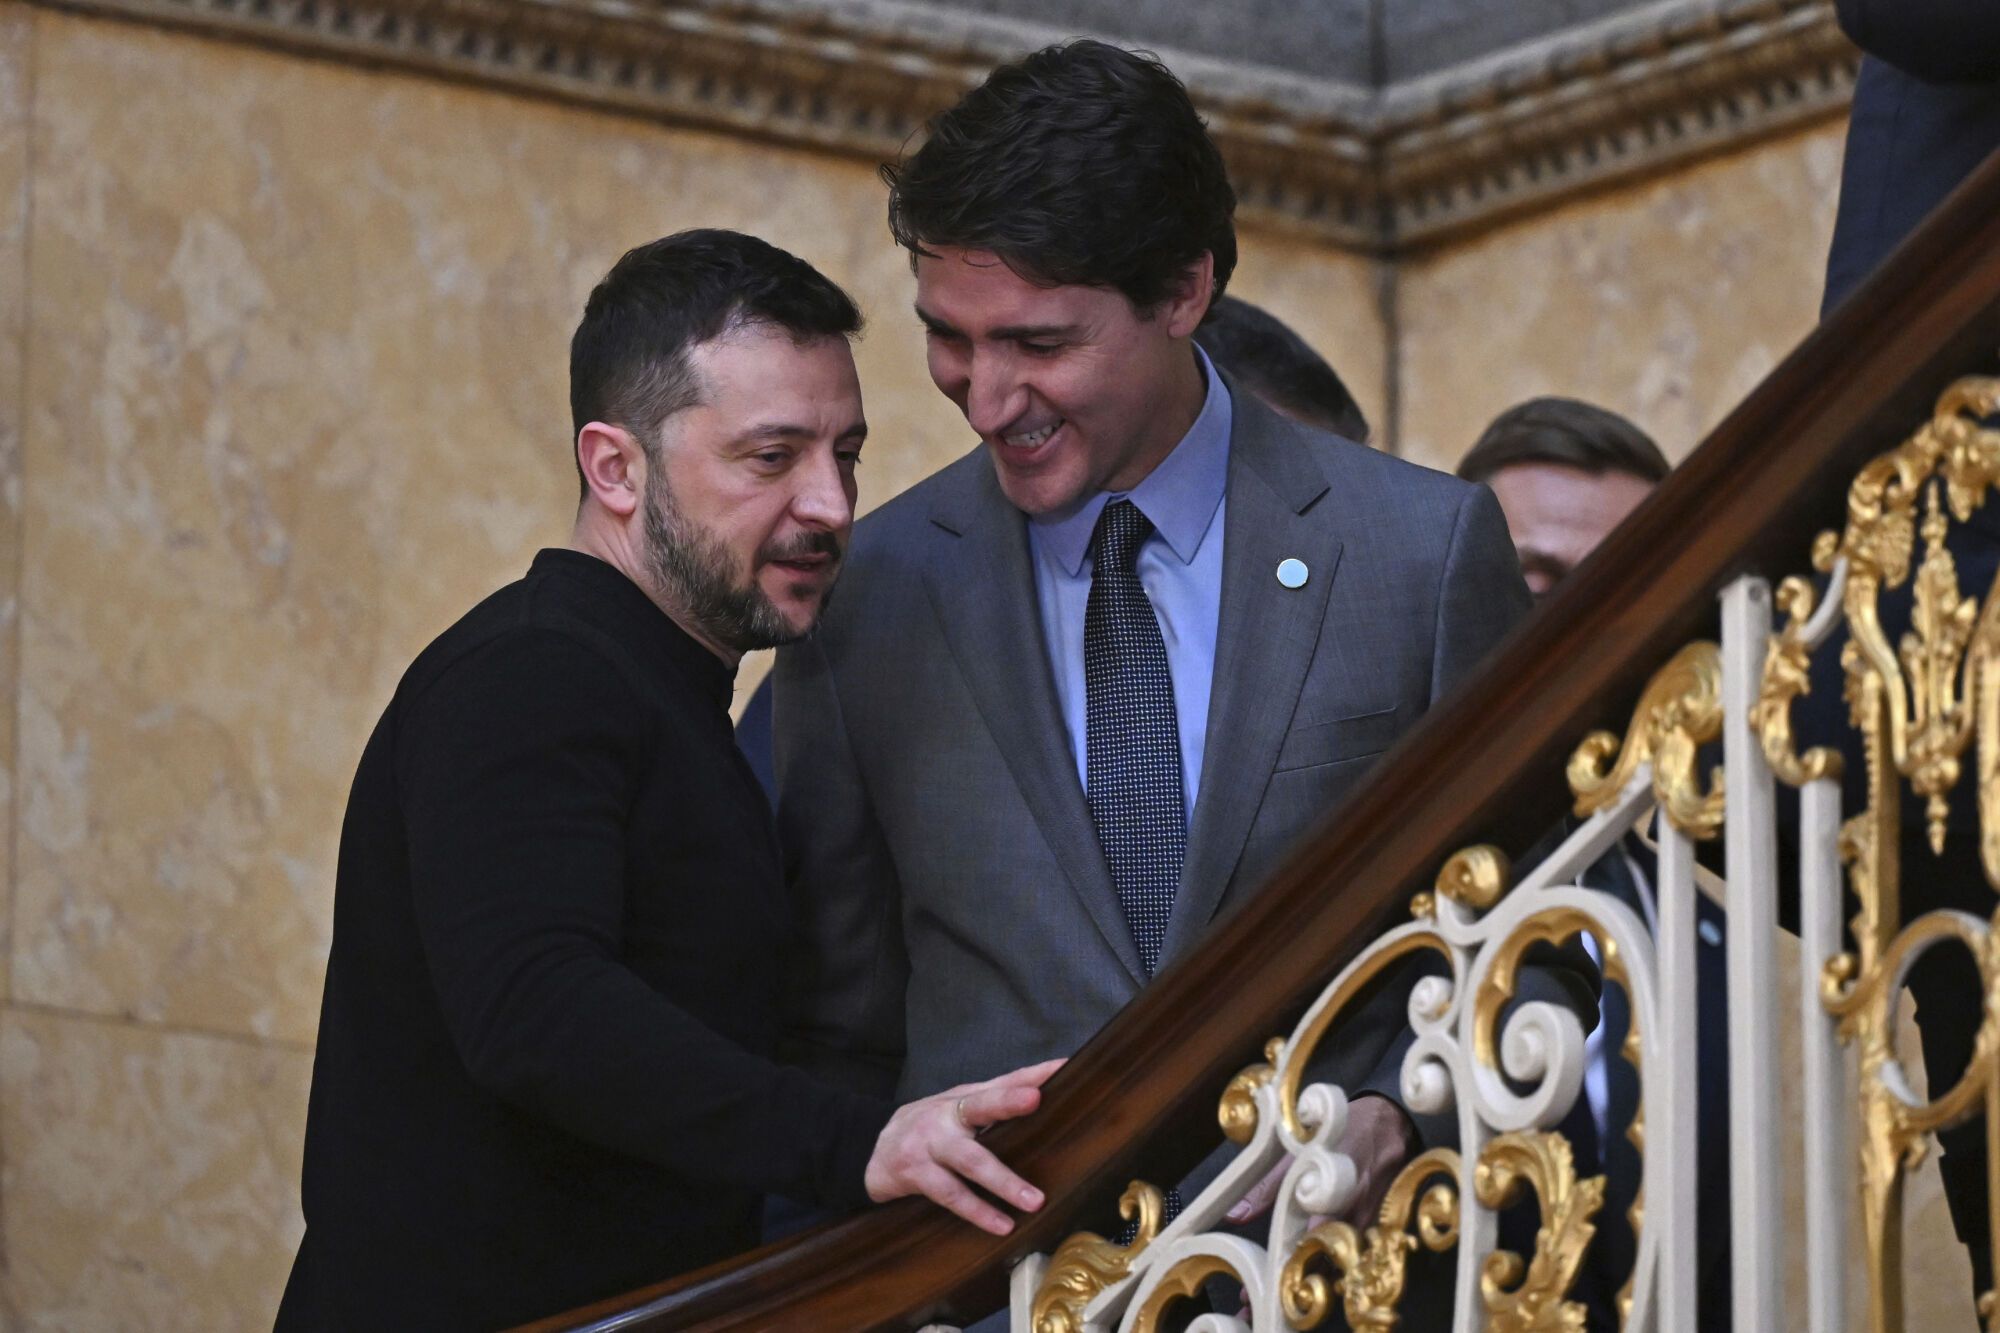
[{"left": 1276, "top": 557, "right": 1309, "bottom": 589}]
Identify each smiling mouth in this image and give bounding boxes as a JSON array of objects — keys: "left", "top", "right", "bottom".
[{"left": 998, "top": 419, "right": 1065, "bottom": 451}]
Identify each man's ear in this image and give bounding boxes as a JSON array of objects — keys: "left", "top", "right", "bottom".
[
  {"left": 1161, "top": 252, "right": 1217, "bottom": 339},
  {"left": 576, "top": 422, "right": 645, "bottom": 518}
]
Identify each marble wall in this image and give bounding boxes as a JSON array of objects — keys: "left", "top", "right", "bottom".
[
  {"left": 1396, "top": 119, "right": 1851, "bottom": 471},
  {"left": 0, "top": 4, "right": 1976, "bottom": 1329}
]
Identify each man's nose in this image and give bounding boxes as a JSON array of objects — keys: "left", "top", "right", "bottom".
[
  {"left": 964, "top": 352, "right": 1024, "bottom": 439},
  {"left": 791, "top": 448, "right": 854, "bottom": 531}
]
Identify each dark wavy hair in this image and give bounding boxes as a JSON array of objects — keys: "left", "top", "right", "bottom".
[
  {"left": 1197, "top": 296, "right": 1369, "bottom": 442},
  {"left": 883, "top": 40, "right": 1237, "bottom": 311},
  {"left": 1456, "top": 397, "right": 1671, "bottom": 486},
  {"left": 569, "top": 229, "right": 861, "bottom": 495}
]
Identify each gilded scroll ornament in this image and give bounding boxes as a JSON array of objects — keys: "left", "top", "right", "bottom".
[
  {"left": 1127, "top": 1253, "right": 1247, "bottom": 1333},
  {"left": 1030, "top": 1181, "right": 1165, "bottom": 1333},
  {"left": 1281, "top": 1147, "right": 1461, "bottom": 1331},
  {"left": 1219, "top": 1037, "right": 1285, "bottom": 1146},
  {"left": 1815, "top": 376, "right": 2000, "bottom": 875},
  {"left": 1280, "top": 930, "right": 1455, "bottom": 1141},
  {"left": 1436, "top": 844, "right": 1512, "bottom": 913},
  {"left": 1822, "top": 908, "right": 2000, "bottom": 1333},
  {"left": 1474, "top": 905, "right": 1645, "bottom": 1323},
  {"left": 1751, "top": 574, "right": 1847, "bottom": 787},
  {"left": 1475, "top": 1131, "right": 1605, "bottom": 1333},
  {"left": 1568, "top": 641, "right": 1726, "bottom": 840},
  {"left": 1800, "top": 375, "right": 2000, "bottom": 1333}
]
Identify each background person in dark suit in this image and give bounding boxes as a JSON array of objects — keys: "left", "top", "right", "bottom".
[
  {"left": 276, "top": 230, "right": 1056, "bottom": 1332},
  {"left": 1460, "top": 400, "right": 1733, "bottom": 1329},
  {"left": 1194, "top": 295, "right": 1371, "bottom": 443},
  {"left": 1822, "top": 0, "right": 2000, "bottom": 315},
  {"left": 1456, "top": 397, "right": 1666, "bottom": 600}
]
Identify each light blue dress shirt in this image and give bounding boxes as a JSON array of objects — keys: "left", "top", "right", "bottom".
[{"left": 1028, "top": 346, "right": 1231, "bottom": 815}]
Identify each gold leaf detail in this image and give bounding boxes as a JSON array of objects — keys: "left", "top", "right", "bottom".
[
  {"left": 1435, "top": 844, "right": 1512, "bottom": 913},
  {"left": 1030, "top": 1181, "right": 1164, "bottom": 1333},
  {"left": 1567, "top": 641, "right": 1726, "bottom": 840},
  {"left": 1804, "top": 374, "right": 2000, "bottom": 1333},
  {"left": 1279, "top": 931, "right": 1455, "bottom": 1142},
  {"left": 1899, "top": 484, "right": 1978, "bottom": 853},
  {"left": 1751, "top": 574, "right": 1846, "bottom": 787},
  {"left": 1476, "top": 1131, "right": 1605, "bottom": 1333},
  {"left": 1281, "top": 1148, "right": 1461, "bottom": 1331},
  {"left": 1128, "top": 1253, "right": 1245, "bottom": 1333},
  {"left": 1218, "top": 1037, "right": 1285, "bottom": 1146}
]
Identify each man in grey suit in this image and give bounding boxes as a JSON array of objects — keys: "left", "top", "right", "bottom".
[{"left": 774, "top": 40, "right": 1541, "bottom": 1269}]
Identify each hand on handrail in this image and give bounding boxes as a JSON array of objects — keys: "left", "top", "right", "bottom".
[{"left": 864, "top": 1058, "right": 1066, "bottom": 1235}]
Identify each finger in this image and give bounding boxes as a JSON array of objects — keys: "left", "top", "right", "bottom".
[
  {"left": 997, "top": 1058, "right": 1066, "bottom": 1087},
  {"left": 957, "top": 1084, "right": 1041, "bottom": 1130},
  {"left": 1225, "top": 1159, "right": 1285, "bottom": 1223},
  {"left": 936, "top": 1058, "right": 1068, "bottom": 1105},
  {"left": 936, "top": 1136, "right": 1044, "bottom": 1212},
  {"left": 915, "top": 1164, "right": 1015, "bottom": 1236},
  {"left": 961, "top": 1059, "right": 1066, "bottom": 1098}
]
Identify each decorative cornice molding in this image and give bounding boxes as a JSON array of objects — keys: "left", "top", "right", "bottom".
[
  {"left": 1376, "top": 0, "right": 1855, "bottom": 247},
  {"left": 32, "top": 0, "right": 1852, "bottom": 251}
]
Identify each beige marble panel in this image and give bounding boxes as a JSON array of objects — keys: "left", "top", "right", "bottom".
[
  {"left": 0, "top": 1007, "right": 311, "bottom": 1330},
  {"left": 1229, "top": 233, "right": 1389, "bottom": 446},
  {"left": 0, "top": 1, "right": 34, "bottom": 1003},
  {"left": 1396, "top": 121, "right": 1849, "bottom": 474},
  {"left": 3, "top": 12, "right": 980, "bottom": 1043}
]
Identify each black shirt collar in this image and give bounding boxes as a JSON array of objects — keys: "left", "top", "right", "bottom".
[{"left": 529, "top": 548, "right": 737, "bottom": 711}]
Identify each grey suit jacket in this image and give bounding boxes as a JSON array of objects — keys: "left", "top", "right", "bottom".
[{"left": 773, "top": 387, "right": 1533, "bottom": 1120}]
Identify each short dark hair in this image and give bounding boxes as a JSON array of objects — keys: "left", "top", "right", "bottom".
[
  {"left": 883, "top": 39, "right": 1237, "bottom": 312},
  {"left": 569, "top": 229, "right": 862, "bottom": 492},
  {"left": 1196, "top": 296, "right": 1369, "bottom": 442},
  {"left": 1456, "top": 396, "right": 1671, "bottom": 486}
]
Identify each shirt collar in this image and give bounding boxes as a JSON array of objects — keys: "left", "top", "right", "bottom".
[
  {"left": 530, "top": 548, "right": 738, "bottom": 711},
  {"left": 1033, "top": 343, "right": 1233, "bottom": 576}
]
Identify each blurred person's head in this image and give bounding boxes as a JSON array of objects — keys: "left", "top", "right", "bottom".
[
  {"left": 1196, "top": 296, "right": 1369, "bottom": 442},
  {"left": 884, "top": 40, "right": 1235, "bottom": 516},
  {"left": 569, "top": 229, "right": 866, "bottom": 659},
  {"left": 1457, "top": 396, "right": 1669, "bottom": 600}
]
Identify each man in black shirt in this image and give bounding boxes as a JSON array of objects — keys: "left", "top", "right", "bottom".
[{"left": 277, "top": 230, "right": 1057, "bottom": 1331}]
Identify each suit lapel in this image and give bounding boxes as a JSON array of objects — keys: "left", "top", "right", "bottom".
[
  {"left": 921, "top": 456, "right": 1148, "bottom": 985},
  {"left": 1162, "top": 393, "right": 1341, "bottom": 967}
]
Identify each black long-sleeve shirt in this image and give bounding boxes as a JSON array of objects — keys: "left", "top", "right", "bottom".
[{"left": 278, "top": 549, "right": 892, "bottom": 1331}]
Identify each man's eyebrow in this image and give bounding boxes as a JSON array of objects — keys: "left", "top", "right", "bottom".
[
  {"left": 733, "top": 420, "right": 869, "bottom": 445},
  {"left": 736, "top": 422, "right": 815, "bottom": 442},
  {"left": 913, "top": 306, "right": 1082, "bottom": 342},
  {"left": 914, "top": 305, "right": 958, "bottom": 336},
  {"left": 991, "top": 323, "right": 1082, "bottom": 341}
]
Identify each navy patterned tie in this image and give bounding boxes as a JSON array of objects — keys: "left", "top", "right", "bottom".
[{"left": 1084, "top": 499, "right": 1185, "bottom": 978}]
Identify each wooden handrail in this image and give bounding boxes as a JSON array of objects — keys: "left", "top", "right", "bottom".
[{"left": 526, "top": 146, "right": 2000, "bottom": 1332}]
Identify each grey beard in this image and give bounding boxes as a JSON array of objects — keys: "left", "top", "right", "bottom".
[{"left": 642, "top": 473, "right": 812, "bottom": 653}]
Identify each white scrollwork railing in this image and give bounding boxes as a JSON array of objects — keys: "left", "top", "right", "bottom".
[{"left": 1012, "top": 375, "right": 2000, "bottom": 1333}]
